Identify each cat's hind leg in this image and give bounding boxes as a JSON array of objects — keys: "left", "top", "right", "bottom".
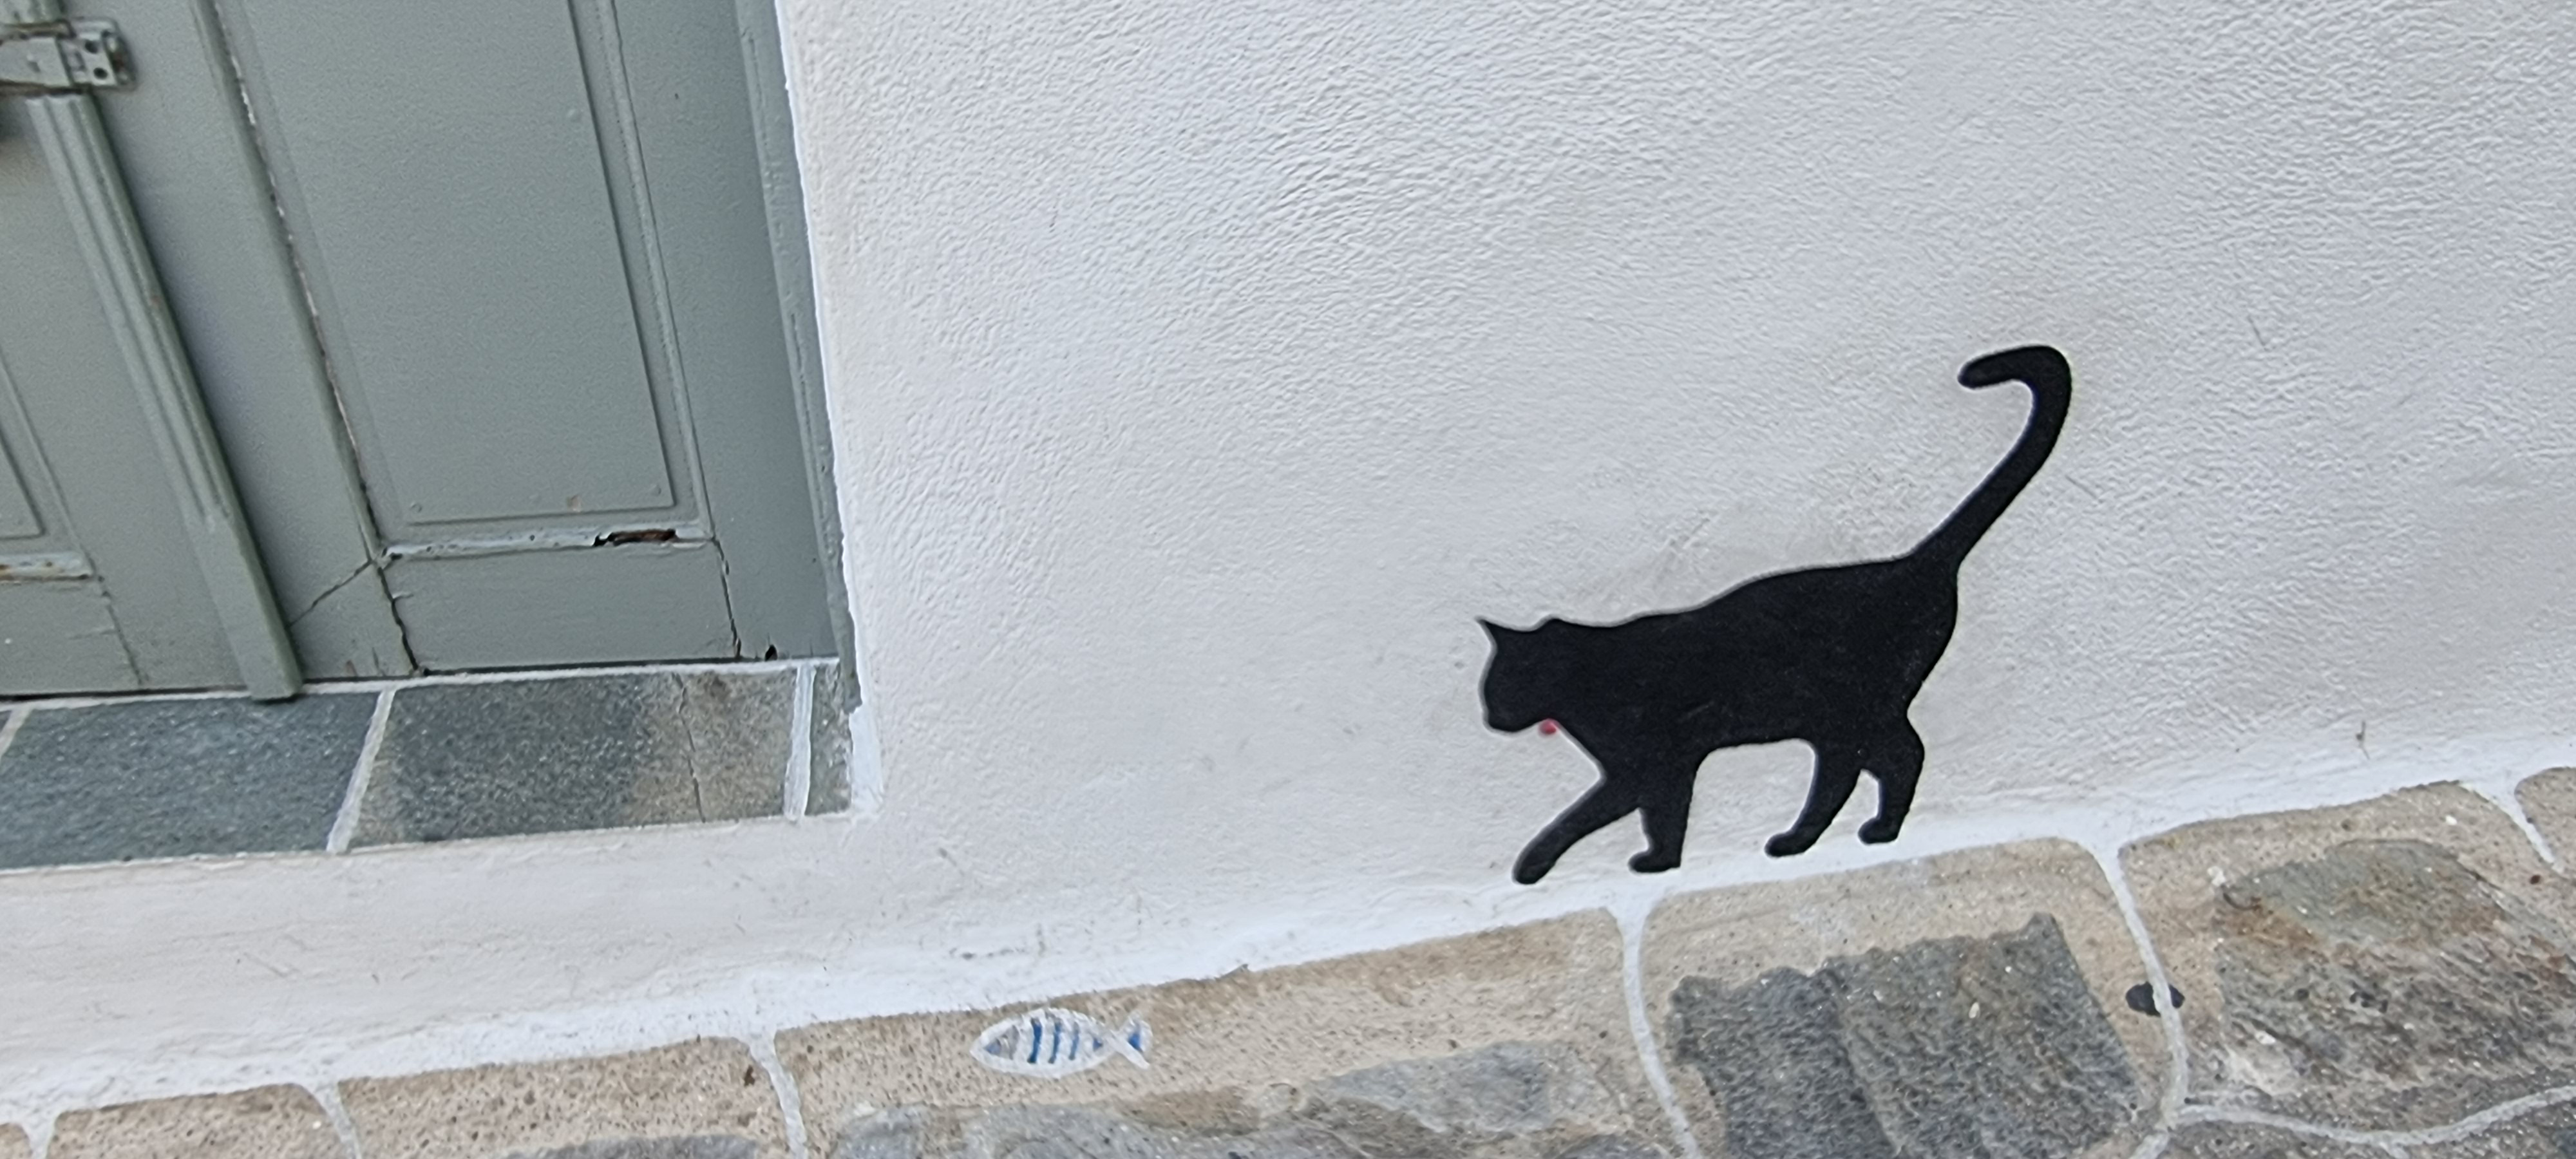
[
  {"left": 1630, "top": 769, "right": 1698, "bottom": 874},
  {"left": 1515, "top": 780, "right": 1640, "bottom": 884},
  {"left": 1766, "top": 741, "right": 1864, "bottom": 857},
  {"left": 1856, "top": 723, "right": 1926, "bottom": 845}
]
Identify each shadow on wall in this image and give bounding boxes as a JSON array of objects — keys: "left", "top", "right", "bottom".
[{"left": 1477, "top": 346, "right": 2072, "bottom": 884}]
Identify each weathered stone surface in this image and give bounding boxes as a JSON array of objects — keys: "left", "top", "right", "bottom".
[
  {"left": 2160, "top": 1120, "right": 2383, "bottom": 1158},
  {"left": 0, "top": 1124, "right": 30, "bottom": 1159},
  {"left": 48, "top": 1085, "right": 344, "bottom": 1158},
  {"left": 0, "top": 693, "right": 374, "bottom": 869},
  {"left": 2125, "top": 784, "right": 2576, "bottom": 1129},
  {"left": 805, "top": 663, "right": 854, "bottom": 815},
  {"left": 1671, "top": 915, "right": 2137, "bottom": 1159},
  {"left": 781, "top": 914, "right": 1671, "bottom": 1159},
  {"left": 505, "top": 1139, "right": 760, "bottom": 1159},
  {"left": 340, "top": 1039, "right": 788, "bottom": 1159},
  {"left": 817, "top": 1042, "right": 1644, "bottom": 1159},
  {"left": 1641, "top": 840, "right": 2161, "bottom": 1159},
  {"left": 1669, "top": 966, "right": 1887, "bottom": 1159},
  {"left": 2516, "top": 769, "right": 2576, "bottom": 867},
  {"left": 2416, "top": 1099, "right": 2576, "bottom": 1158},
  {"left": 352, "top": 670, "right": 793, "bottom": 846}
]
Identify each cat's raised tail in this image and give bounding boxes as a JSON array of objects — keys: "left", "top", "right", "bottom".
[{"left": 1908, "top": 344, "right": 2071, "bottom": 572}]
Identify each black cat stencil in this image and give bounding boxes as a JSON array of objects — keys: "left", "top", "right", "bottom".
[{"left": 1477, "top": 345, "right": 2070, "bottom": 884}]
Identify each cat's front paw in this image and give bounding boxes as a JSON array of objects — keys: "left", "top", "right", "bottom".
[
  {"left": 1857, "top": 818, "right": 1904, "bottom": 844},
  {"left": 1628, "top": 849, "right": 1681, "bottom": 874},
  {"left": 1512, "top": 849, "right": 1559, "bottom": 885},
  {"left": 1765, "top": 831, "right": 1818, "bottom": 858}
]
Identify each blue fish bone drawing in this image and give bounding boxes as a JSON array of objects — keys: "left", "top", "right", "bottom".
[{"left": 971, "top": 1007, "right": 1151, "bottom": 1078}]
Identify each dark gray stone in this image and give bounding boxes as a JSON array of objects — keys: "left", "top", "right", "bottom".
[
  {"left": 829, "top": 1104, "right": 1356, "bottom": 1159},
  {"left": 508, "top": 1137, "right": 759, "bottom": 1159},
  {"left": 824, "top": 1042, "right": 1664, "bottom": 1159},
  {"left": 1669, "top": 914, "right": 2141, "bottom": 1159},
  {"left": 2161, "top": 1121, "right": 2381, "bottom": 1159},
  {"left": 2206, "top": 839, "right": 2576, "bottom": 1128},
  {"left": 806, "top": 663, "right": 853, "bottom": 815},
  {"left": 1309, "top": 1041, "right": 1600, "bottom": 1136},
  {"left": 1672, "top": 968, "right": 1893, "bottom": 1159},
  {"left": 829, "top": 1107, "right": 929, "bottom": 1159},
  {"left": 1551, "top": 1138, "right": 1665, "bottom": 1159},
  {"left": 1829, "top": 914, "right": 2142, "bottom": 1156},
  {"left": 965, "top": 1106, "right": 1358, "bottom": 1159},
  {"left": 352, "top": 669, "right": 792, "bottom": 846},
  {"left": 1296, "top": 1042, "right": 1635, "bottom": 1159},
  {"left": 0, "top": 693, "right": 375, "bottom": 869}
]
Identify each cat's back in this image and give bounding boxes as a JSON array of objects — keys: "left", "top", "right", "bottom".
[{"left": 1683, "top": 554, "right": 1946, "bottom": 643}]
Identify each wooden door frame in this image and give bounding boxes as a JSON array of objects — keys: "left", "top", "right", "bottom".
[
  {"left": 733, "top": 0, "right": 858, "bottom": 702},
  {"left": 79, "top": 0, "right": 857, "bottom": 695}
]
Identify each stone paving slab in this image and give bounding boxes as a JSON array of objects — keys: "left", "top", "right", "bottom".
[
  {"left": 805, "top": 663, "right": 853, "bottom": 816},
  {"left": 2160, "top": 1120, "right": 2383, "bottom": 1158},
  {"left": 338, "top": 1039, "right": 790, "bottom": 1159},
  {"left": 2123, "top": 784, "right": 2576, "bottom": 1133},
  {"left": 2515, "top": 769, "right": 2576, "bottom": 865},
  {"left": 0, "top": 693, "right": 375, "bottom": 869},
  {"left": 0, "top": 1124, "right": 24, "bottom": 1159},
  {"left": 46, "top": 1084, "right": 345, "bottom": 1158},
  {"left": 352, "top": 670, "right": 793, "bottom": 847},
  {"left": 779, "top": 912, "right": 1672, "bottom": 1159},
  {"left": 2418, "top": 1099, "right": 2576, "bottom": 1157},
  {"left": 1640, "top": 840, "right": 2163, "bottom": 1159}
]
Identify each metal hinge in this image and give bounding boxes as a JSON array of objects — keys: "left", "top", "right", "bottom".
[{"left": 1, "top": 19, "right": 129, "bottom": 96}]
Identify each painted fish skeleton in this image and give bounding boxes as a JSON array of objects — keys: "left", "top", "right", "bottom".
[{"left": 971, "top": 1007, "right": 1150, "bottom": 1079}]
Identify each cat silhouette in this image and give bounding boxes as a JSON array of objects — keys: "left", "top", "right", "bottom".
[{"left": 1478, "top": 345, "right": 2070, "bottom": 883}]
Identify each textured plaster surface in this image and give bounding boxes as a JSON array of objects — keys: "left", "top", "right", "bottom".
[{"left": 786, "top": 0, "right": 2576, "bottom": 904}]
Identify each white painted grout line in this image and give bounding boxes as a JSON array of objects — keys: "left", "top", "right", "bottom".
[
  {"left": 746, "top": 1032, "right": 811, "bottom": 1159},
  {"left": 2353, "top": 1080, "right": 2576, "bottom": 1145},
  {"left": 784, "top": 665, "right": 815, "bottom": 819},
  {"left": 844, "top": 694, "right": 883, "bottom": 819},
  {"left": 325, "top": 690, "right": 397, "bottom": 854},
  {"left": 22, "top": 1111, "right": 51, "bottom": 1159},
  {"left": 0, "top": 706, "right": 29, "bottom": 766},
  {"left": 2170, "top": 1080, "right": 2576, "bottom": 1148},
  {"left": 312, "top": 1081, "right": 365, "bottom": 1159},
  {"left": 2469, "top": 775, "right": 2560, "bottom": 869},
  {"left": 2078, "top": 834, "right": 2190, "bottom": 1159},
  {"left": 1609, "top": 897, "right": 1706, "bottom": 1159}
]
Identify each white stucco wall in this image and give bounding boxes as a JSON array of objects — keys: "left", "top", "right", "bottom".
[
  {"left": 5, "top": 0, "right": 2575, "bottom": 1118},
  {"left": 795, "top": 2, "right": 2575, "bottom": 890}
]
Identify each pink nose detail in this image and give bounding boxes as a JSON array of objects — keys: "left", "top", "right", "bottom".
[{"left": 1538, "top": 720, "right": 1560, "bottom": 735}]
